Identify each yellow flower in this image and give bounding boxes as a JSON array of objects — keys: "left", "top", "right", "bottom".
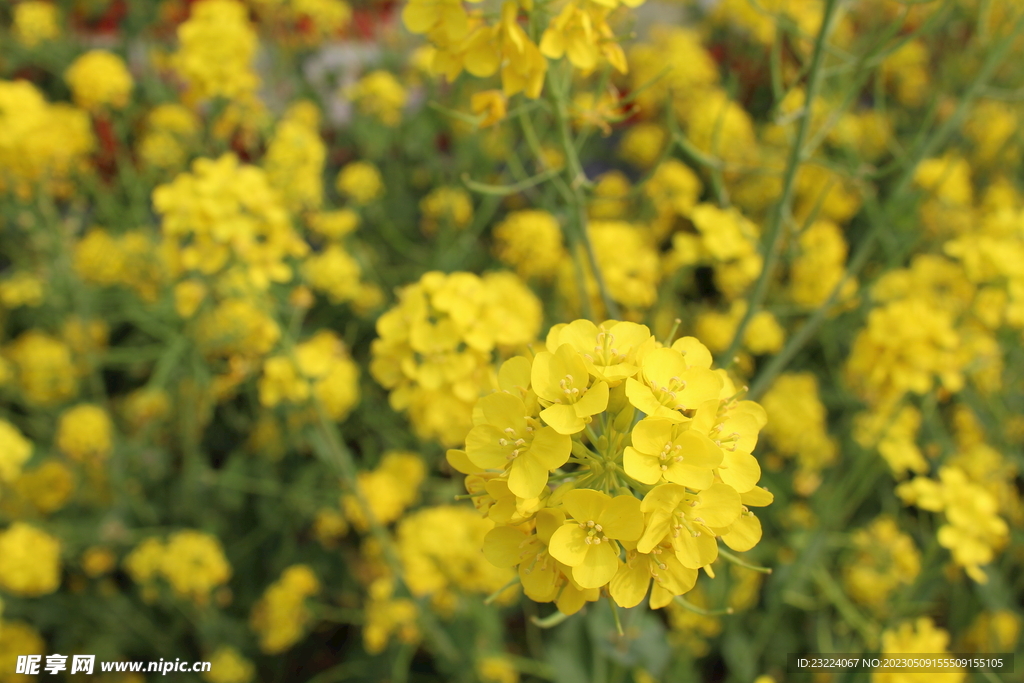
[
  {"left": 139, "top": 103, "right": 201, "bottom": 170},
  {"left": 0, "top": 621, "right": 46, "bottom": 681},
  {"left": 263, "top": 104, "right": 327, "bottom": 212},
  {"left": 466, "top": 392, "right": 572, "bottom": 498},
  {"left": 250, "top": 565, "right": 321, "bottom": 654},
  {"left": 10, "top": 460, "right": 76, "bottom": 515},
  {"left": 0, "top": 523, "right": 62, "bottom": 596},
  {"left": 258, "top": 357, "right": 310, "bottom": 407},
  {"left": 3, "top": 330, "right": 78, "bottom": 406},
  {"left": 540, "top": 2, "right": 627, "bottom": 75},
  {"left": 548, "top": 489, "right": 644, "bottom": 589},
  {"left": 610, "top": 539, "right": 698, "bottom": 609},
  {"left": 312, "top": 508, "right": 349, "bottom": 548},
  {"left": 347, "top": 70, "right": 408, "bottom": 126},
  {"left": 397, "top": 505, "right": 514, "bottom": 598},
  {"left": 172, "top": 0, "right": 260, "bottom": 103},
  {"left": 65, "top": 50, "right": 134, "bottom": 110},
  {"left": 0, "top": 80, "right": 94, "bottom": 198},
  {"left": 303, "top": 244, "right": 364, "bottom": 304},
  {"left": 420, "top": 186, "right": 473, "bottom": 235},
  {"left": 13, "top": 1, "right": 60, "bottom": 47},
  {"left": 497, "top": 1, "right": 548, "bottom": 98},
  {"left": 482, "top": 508, "right": 598, "bottom": 615},
  {"left": 308, "top": 209, "right": 359, "bottom": 240},
  {"left": 342, "top": 451, "right": 426, "bottom": 530},
  {"left": 471, "top": 90, "right": 507, "bottom": 127},
  {"left": 531, "top": 343, "right": 610, "bottom": 435},
  {"left": 174, "top": 280, "right": 208, "bottom": 318},
  {"left": 897, "top": 466, "right": 1008, "bottom": 583},
  {"left": 56, "top": 404, "right": 114, "bottom": 463},
  {"left": 477, "top": 656, "right": 519, "bottom": 683},
  {"left": 842, "top": 517, "right": 920, "bottom": 612},
  {"left": 625, "top": 345, "right": 723, "bottom": 422},
  {"left": 335, "top": 161, "right": 384, "bottom": 204},
  {"left": 545, "top": 319, "right": 654, "bottom": 384},
  {"left": 873, "top": 618, "right": 964, "bottom": 683},
  {"left": 203, "top": 647, "right": 255, "bottom": 683},
  {"left": 160, "top": 531, "right": 233, "bottom": 604},
  {"left": 81, "top": 547, "right": 117, "bottom": 578},
  {"left": 492, "top": 210, "right": 565, "bottom": 279},
  {"left": 624, "top": 417, "right": 722, "bottom": 487},
  {"left": 636, "top": 483, "right": 742, "bottom": 568},
  {"left": 619, "top": 123, "right": 667, "bottom": 169},
  {"left": 0, "top": 421, "right": 33, "bottom": 485},
  {"left": 0, "top": 272, "right": 45, "bottom": 308}
]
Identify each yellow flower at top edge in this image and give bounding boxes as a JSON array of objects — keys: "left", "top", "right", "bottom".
[
  {"left": 13, "top": 1, "right": 61, "bottom": 47},
  {"left": 172, "top": 0, "right": 261, "bottom": 104}
]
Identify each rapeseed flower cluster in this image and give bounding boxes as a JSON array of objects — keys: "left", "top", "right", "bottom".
[
  {"left": 370, "top": 270, "right": 541, "bottom": 445},
  {"left": 443, "top": 320, "right": 772, "bottom": 613},
  {"left": 250, "top": 565, "right": 321, "bottom": 654},
  {"left": 125, "top": 531, "right": 232, "bottom": 605}
]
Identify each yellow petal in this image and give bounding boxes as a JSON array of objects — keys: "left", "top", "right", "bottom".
[
  {"left": 610, "top": 557, "right": 650, "bottom": 608},
  {"left": 717, "top": 450, "right": 761, "bottom": 493},
  {"left": 446, "top": 448, "right": 481, "bottom": 475},
  {"left": 466, "top": 425, "right": 510, "bottom": 470},
  {"left": 624, "top": 446, "right": 662, "bottom": 485},
  {"left": 536, "top": 508, "right": 566, "bottom": 543},
  {"left": 548, "top": 524, "right": 589, "bottom": 566},
  {"left": 555, "top": 582, "right": 596, "bottom": 615},
  {"left": 483, "top": 526, "right": 530, "bottom": 567},
  {"left": 694, "top": 483, "right": 742, "bottom": 528},
  {"left": 508, "top": 450, "right": 549, "bottom": 498},
  {"left": 529, "top": 426, "right": 572, "bottom": 470},
  {"left": 741, "top": 486, "right": 774, "bottom": 507},
  {"left": 573, "top": 380, "right": 609, "bottom": 417},
  {"left": 598, "top": 494, "right": 643, "bottom": 541},
  {"left": 672, "top": 531, "right": 718, "bottom": 569},
  {"left": 671, "top": 336, "right": 713, "bottom": 369},
  {"left": 498, "top": 356, "right": 532, "bottom": 394},
  {"left": 563, "top": 488, "right": 611, "bottom": 524},
  {"left": 572, "top": 540, "right": 619, "bottom": 588},
  {"left": 721, "top": 512, "right": 762, "bottom": 552},
  {"left": 521, "top": 558, "right": 560, "bottom": 602},
  {"left": 630, "top": 417, "right": 674, "bottom": 454},
  {"left": 540, "top": 403, "right": 584, "bottom": 435}
]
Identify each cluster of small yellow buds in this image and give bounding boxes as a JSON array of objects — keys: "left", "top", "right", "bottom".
[
  {"left": 124, "top": 531, "right": 232, "bottom": 605},
  {"left": 250, "top": 565, "right": 321, "bottom": 654},
  {"left": 257, "top": 329, "right": 360, "bottom": 421},
  {"left": 443, "top": 319, "right": 772, "bottom": 614},
  {"left": 0, "top": 80, "right": 93, "bottom": 198},
  {"left": 370, "top": 270, "right": 542, "bottom": 446},
  {"left": 897, "top": 466, "right": 1009, "bottom": 584},
  {"left": 154, "top": 153, "right": 309, "bottom": 291}
]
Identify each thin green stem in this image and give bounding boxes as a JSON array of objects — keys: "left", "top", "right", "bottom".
[{"left": 717, "top": 0, "right": 840, "bottom": 368}]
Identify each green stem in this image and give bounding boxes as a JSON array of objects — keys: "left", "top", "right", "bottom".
[
  {"left": 674, "top": 595, "right": 734, "bottom": 616},
  {"left": 717, "top": 0, "right": 840, "bottom": 368},
  {"left": 747, "top": 10, "right": 1024, "bottom": 399},
  {"left": 718, "top": 547, "right": 773, "bottom": 574}
]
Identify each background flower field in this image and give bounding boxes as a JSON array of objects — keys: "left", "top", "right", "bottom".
[{"left": 0, "top": 0, "right": 1022, "bottom": 682}]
